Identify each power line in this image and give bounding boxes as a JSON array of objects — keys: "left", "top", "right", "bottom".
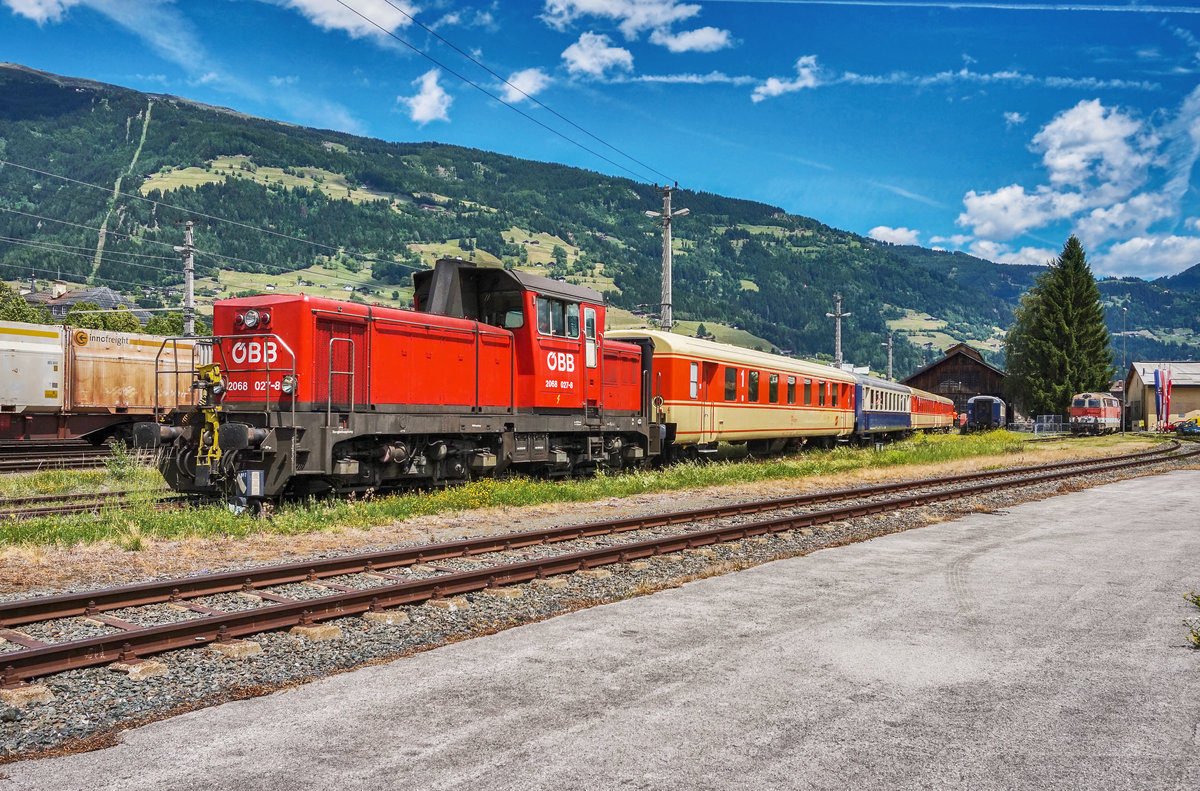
[
  {"left": 0, "top": 235, "right": 185, "bottom": 278},
  {"left": 333, "top": 0, "right": 662, "bottom": 185},
  {"left": 0, "top": 205, "right": 378, "bottom": 290},
  {"left": 373, "top": 0, "right": 674, "bottom": 185},
  {"left": 0, "top": 158, "right": 426, "bottom": 275}
]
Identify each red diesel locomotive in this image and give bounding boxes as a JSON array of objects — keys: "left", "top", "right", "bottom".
[
  {"left": 136, "top": 259, "right": 659, "bottom": 501},
  {"left": 1069, "top": 392, "right": 1121, "bottom": 435}
]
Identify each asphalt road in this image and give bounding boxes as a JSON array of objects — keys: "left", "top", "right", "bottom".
[{"left": 5, "top": 470, "right": 1199, "bottom": 790}]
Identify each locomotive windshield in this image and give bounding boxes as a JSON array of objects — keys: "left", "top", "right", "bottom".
[{"left": 536, "top": 297, "right": 580, "bottom": 338}]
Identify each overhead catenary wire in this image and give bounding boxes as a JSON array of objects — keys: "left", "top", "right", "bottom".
[
  {"left": 371, "top": 0, "right": 674, "bottom": 185},
  {"left": 332, "top": 0, "right": 666, "bottom": 186}
]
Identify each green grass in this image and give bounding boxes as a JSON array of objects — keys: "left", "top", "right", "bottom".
[{"left": 0, "top": 431, "right": 1147, "bottom": 549}]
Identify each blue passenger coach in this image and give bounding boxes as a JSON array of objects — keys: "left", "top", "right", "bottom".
[{"left": 853, "top": 374, "right": 912, "bottom": 442}]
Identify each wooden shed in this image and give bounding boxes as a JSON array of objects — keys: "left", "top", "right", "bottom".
[{"left": 900, "top": 343, "right": 1006, "bottom": 416}]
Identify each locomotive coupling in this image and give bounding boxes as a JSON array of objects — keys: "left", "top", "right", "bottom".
[
  {"left": 218, "top": 424, "right": 271, "bottom": 451},
  {"left": 132, "top": 423, "right": 184, "bottom": 448}
]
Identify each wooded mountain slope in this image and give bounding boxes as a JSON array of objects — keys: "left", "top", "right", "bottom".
[{"left": 2, "top": 64, "right": 1197, "bottom": 376}]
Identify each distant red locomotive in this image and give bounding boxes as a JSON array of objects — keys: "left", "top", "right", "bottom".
[
  {"left": 137, "top": 259, "right": 657, "bottom": 502},
  {"left": 1069, "top": 392, "right": 1121, "bottom": 435}
]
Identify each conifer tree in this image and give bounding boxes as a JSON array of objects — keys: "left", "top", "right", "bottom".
[{"left": 1003, "top": 236, "right": 1114, "bottom": 418}]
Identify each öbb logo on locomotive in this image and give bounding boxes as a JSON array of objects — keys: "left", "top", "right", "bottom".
[
  {"left": 546, "top": 350, "right": 576, "bottom": 373},
  {"left": 231, "top": 340, "right": 279, "bottom": 366}
]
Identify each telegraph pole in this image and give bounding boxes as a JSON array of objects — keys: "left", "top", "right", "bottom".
[
  {"left": 880, "top": 331, "right": 893, "bottom": 380},
  {"left": 645, "top": 185, "right": 689, "bottom": 333},
  {"left": 174, "top": 220, "right": 196, "bottom": 336},
  {"left": 826, "top": 293, "right": 851, "bottom": 367}
]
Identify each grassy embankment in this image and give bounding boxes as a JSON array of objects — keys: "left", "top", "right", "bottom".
[{"left": 0, "top": 432, "right": 1162, "bottom": 549}]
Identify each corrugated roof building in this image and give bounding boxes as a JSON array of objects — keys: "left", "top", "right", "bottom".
[{"left": 1125, "top": 361, "right": 1200, "bottom": 429}]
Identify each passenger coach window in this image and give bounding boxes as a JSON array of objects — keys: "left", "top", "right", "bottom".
[
  {"left": 787, "top": 377, "right": 796, "bottom": 405},
  {"left": 535, "top": 296, "right": 580, "bottom": 338},
  {"left": 818, "top": 381, "right": 826, "bottom": 407},
  {"left": 769, "top": 373, "right": 779, "bottom": 403},
  {"left": 725, "top": 367, "right": 737, "bottom": 401},
  {"left": 749, "top": 371, "right": 759, "bottom": 402},
  {"left": 804, "top": 378, "right": 812, "bottom": 405},
  {"left": 690, "top": 362, "right": 699, "bottom": 400}
]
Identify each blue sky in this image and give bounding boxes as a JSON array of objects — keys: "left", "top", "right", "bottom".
[{"left": 3, "top": 1, "right": 1200, "bottom": 279}]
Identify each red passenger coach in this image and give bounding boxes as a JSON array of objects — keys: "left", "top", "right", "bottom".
[{"left": 138, "top": 259, "right": 657, "bottom": 502}]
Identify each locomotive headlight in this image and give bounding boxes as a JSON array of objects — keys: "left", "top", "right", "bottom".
[
  {"left": 242, "top": 309, "right": 261, "bottom": 329},
  {"left": 281, "top": 374, "right": 298, "bottom": 395}
]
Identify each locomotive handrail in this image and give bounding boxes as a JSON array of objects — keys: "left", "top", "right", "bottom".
[
  {"left": 326, "top": 336, "right": 356, "bottom": 427},
  {"left": 150, "top": 336, "right": 213, "bottom": 417},
  {"left": 152, "top": 333, "right": 298, "bottom": 431}
]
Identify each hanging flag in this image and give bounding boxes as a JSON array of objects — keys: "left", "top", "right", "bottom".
[{"left": 1164, "top": 368, "right": 1172, "bottom": 423}]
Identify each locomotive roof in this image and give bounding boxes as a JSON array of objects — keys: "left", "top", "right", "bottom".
[
  {"left": 412, "top": 259, "right": 605, "bottom": 306},
  {"left": 607, "top": 329, "right": 856, "bottom": 382}
]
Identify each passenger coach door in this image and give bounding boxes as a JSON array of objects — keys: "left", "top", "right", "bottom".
[{"left": 700, "top": 361, "right": 718, "bottom": 443}]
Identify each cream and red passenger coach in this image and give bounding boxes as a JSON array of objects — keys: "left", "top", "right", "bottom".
[{"left": 607, "top": 330, "right": 857, "bottom": 456}]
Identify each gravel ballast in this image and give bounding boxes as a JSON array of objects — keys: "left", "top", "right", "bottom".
[{"left": 1, "top": 449, "right": 1196, "bottom": 764}]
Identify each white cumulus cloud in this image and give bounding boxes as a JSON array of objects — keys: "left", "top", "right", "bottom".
[
  {"left": 648, "top": 26, "right": 731, "bottom": 53},
  {"left": 1032, "top": 99, "right": 1156, "bottom": 198},
  {"left": 542, "top": 0, "right": 701, "bottom": 40},
  {"left": 562, "top": 32, "right": 633, "bottom": 78},
  {"left": 4, "top": 0, "right": 79, "bottom": 23},
  {"left": 868, "top": 226, "right": 920, "bottom": 246},
  {"left": 968, "top": 241, "right": 1057, "bottom": 268},
  {"left": 1004, "top": 111, "right": 1026, "bottom": 128},
  {"left": 1093, "top": 235, "right": 1200, "bottom": 278},
  {"left": 269, "top": 0, "right": 417, "bottom": 39},
  {"left": 400, "top": 69, "right": 451, "bottom": 124},
  {"left": 501, "top": 68, "right": 552, "bottom": 104},
  {"left": 751, "top": 55, "right": 821, "bottom": 103}
]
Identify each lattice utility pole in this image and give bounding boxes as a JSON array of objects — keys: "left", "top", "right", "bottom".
[
  {"left": 826, "top": 293, "right": 851, "bottom": 367},
  {"left": 645, "top": 185, "right": 688, "bottom": 333},
  {"left": 174, "top": 220, "right": 195, "bottom": 336},
  {"left": 881, "top": 331, "right": 894, "bottom": 381}
]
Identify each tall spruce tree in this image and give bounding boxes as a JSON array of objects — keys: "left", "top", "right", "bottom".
[{"left": 1002, "top": 236, "right": 1114, "bottom": 418}]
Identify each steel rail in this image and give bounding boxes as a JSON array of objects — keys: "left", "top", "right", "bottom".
[
  {"left": 0, "top": 442, "right": 1179, "bottom": 628},
  {"left": 1, "top": 443, "right": 1195, "bottom": 685}
]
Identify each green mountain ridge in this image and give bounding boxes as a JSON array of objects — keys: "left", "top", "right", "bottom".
[{"left": 2, "top": 63, "right": 1198, "bottom": 377}]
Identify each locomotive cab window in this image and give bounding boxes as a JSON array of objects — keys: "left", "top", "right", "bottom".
[
  {"left": 536, "top": 297, "right": 580, "bottom": 339},
  {"left": 725, "top": 366, "right": 737, "bottom": 401},
  {"left": 1088, "top": 398, "right": 1100, "bottom": 407},
  {"left": 1072, "top": 398, "right": 1086, "bottom": 408}
]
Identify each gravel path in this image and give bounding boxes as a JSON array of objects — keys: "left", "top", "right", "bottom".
[{"left": 1, "top": 445, "right": 1194, "bottom": 765}]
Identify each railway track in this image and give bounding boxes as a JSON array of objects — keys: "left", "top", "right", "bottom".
[
  {"left": 0, "top": 442, "right": 117, "bottom": 474},
  {"left": 0, "top": 441, "right": 1193, "bottom": 688},
  {"left": 0, "top": 490, "right": 181, "bottom": 521}
]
